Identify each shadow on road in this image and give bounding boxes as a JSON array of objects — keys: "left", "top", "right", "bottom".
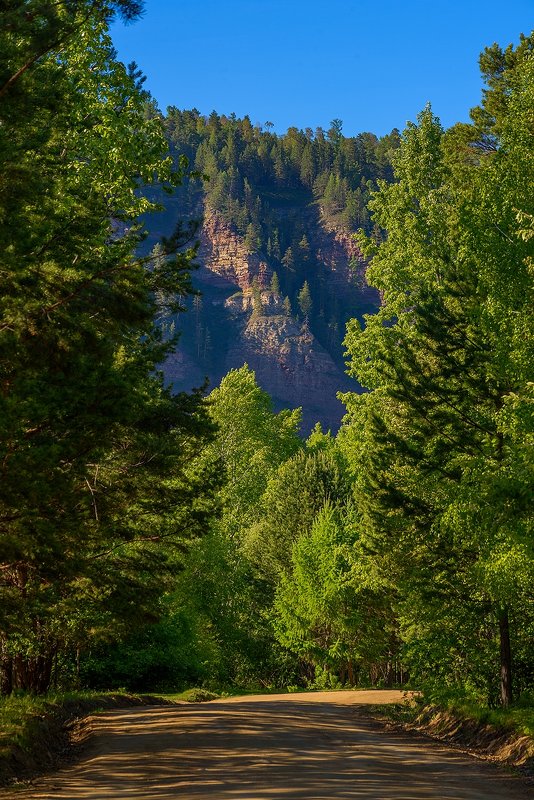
[{"left": 4, "top": 698, "right": 528, "bottom": 800}]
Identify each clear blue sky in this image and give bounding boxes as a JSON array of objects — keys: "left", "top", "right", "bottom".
[{"left": 111, "top": 0, "right": 533, "bottom": 137}]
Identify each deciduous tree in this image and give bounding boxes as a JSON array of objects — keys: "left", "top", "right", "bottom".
[{"left": 342, "top": 36, "right": 534, "bottom": 706}]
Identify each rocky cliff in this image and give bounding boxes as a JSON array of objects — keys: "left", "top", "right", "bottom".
[
  {"left": 149, "top": 107, "right": 397, "bottom": 432},
  {"left": 161, "top": 208, "right": 375, "bottom": 434}
]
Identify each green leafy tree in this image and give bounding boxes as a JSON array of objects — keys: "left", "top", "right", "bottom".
[
  {"left": 202, "top": 366, "right": 302, "bottom": 537},
  {"left": 171, "top": 367, "right": 304, "bottom": 687},
  {"left": 274, "top": 503, "right": 397, "bottom": 685},
  {"left": 342, "top": 36, "right": 534, "bottom": 707},
  {"left": 245, "top": 448, "right": 350, "bottom": 582}
]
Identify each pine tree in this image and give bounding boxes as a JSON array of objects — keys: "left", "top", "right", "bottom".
[
  {"left": 281, "top": 247, "right": 294, "bottom": 272},
  {"left": 250, "top": 277, "right": 263, "bottom": 317},
  {"left": 298, "top": 281, "right": 313, "bottom": 320},
  {"left": 245, "top": 222, "right": 262, "bottom": 253},
  {"left": 0, "top": 3, "right": 217, "bottom": 693},
  {"left": 298, "top": 234, "right": 311, "bottom": 261},
  {"left": 271, "top": 229, "right": 281, "bottom": 261},
  {"left": 343, "top": 42, "right": 534, "bottom": 706},
  {"left": 270, "top": 272, "right": 281, "bottom": 296}
]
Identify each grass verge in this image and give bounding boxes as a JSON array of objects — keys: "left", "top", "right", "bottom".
[
  {"left": 157, "top": 687, "right": 221, "bottom": 703},
  {"left": 0, "top": 690, "right": 173, "bottom": 787},
  {"left": 366, "top": 695, "right": 534, "bottom": 773}
]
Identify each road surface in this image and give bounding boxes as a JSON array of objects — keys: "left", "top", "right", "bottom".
[{"left": 3, "top": 690, "right": 530, "bottom": 799}]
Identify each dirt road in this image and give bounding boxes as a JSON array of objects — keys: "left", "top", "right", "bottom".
[{"left": 3, "top": 690, "right": 530, "bottom": 799}]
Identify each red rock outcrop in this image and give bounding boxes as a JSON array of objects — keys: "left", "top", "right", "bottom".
[
  {"left": 198, "top": 213, "right": 271, "bottom": 290},
  {"left": 163, "top": 209, "right": 366, "bottom": 432}
]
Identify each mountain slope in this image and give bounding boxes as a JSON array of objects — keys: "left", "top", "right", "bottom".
[{"left": 143, "top": 110, "right": 398, "bottom": 431}]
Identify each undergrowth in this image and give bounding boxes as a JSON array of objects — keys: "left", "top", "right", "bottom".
[
  {"left": 370, "top": 689, "right": 534, "bottom": 739},
  {"left": 0, "top": 689, "right": 165, "bottom": 783}
]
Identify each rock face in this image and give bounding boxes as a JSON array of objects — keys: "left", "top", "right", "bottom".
[
  {"left": 221, "top": 289, "right": 352, "bottom": 431},
  {"left": 161, "top": 209, "right": 375, "bottom": 434},
  {"left": 198, "top": 214, "right": 271, "bottom": 290}
]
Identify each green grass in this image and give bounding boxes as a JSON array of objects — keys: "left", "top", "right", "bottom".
[
  {"left": 157, "top": 688, "right": 220, "bottom": 703},
  {"left": 444, "top": 699, "right": 534, "bottom": 738},
  {"left": 0, "top": 693, "right": 51, "bottom": 758},
  {"left": 0, "top": 689, "right": 170, "bottom": 784},
  {"left": 368, "top": 691, "right": 534, "bottom": 739},
  {"left": 0, "top": 691, "right": 109, "bottom": 757},
  {"left": 155, "top": 685, "right": 299, "bottom": 702}
]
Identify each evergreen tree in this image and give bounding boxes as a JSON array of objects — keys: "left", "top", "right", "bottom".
[
  {"left": 283, "top": 296, "right": 292, "bottom": 316},
  {"left": 0, "top": 3, "right": 217, "bottom": 693},
  {"left": 250, "top": 277, "right": 263, "bottom": 317},
  {"left": 245, "top": 222, "right": 262, "bottom": 253},
  {"left": 327, "top": 118, "right": 343, "bottom": 147},
  {"left": 298, "top": 281, "right": 313, "bottom": 320},
  {"left": 271, "top": 229, "right": 282, "bottom": 262},
  {"left": 298, "top": 234, "right": 311, "bottom": 260},
  {"left": 281, "top": 247, "right": 295, "bottom": 272},
  {"left": 299, "top": 144, "right": 316, "bottom": 187}
]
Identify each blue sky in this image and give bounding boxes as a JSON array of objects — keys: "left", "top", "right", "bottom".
[{"left": 111, "top": 0, "right": 533, "bottom": 137}]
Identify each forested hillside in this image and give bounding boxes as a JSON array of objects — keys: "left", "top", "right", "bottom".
[
  {"left": 143, "top": 111, "right": 400, "bottom": 430},
  {"left": 0, "top": 1, "right": 532, "bottom": 723}
]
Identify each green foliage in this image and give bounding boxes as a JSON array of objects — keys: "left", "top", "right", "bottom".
[
  {"left": 169, "top": 525, "right": 292, "bottom": 687},
  {"left": 80, "top": 604, "right": 211, "bottom": 692},
  {"left": 137, "top": 366, "right": 305, "bottom": 689},
  {"left": 250, "top": 277, "right": 263, "bottom": 318},
  {"left": 273, "top": 503, "right": 397, "bottom": 683},
  {"left": 87, "top": 367, "right": 304, "bottom": 694},
  {"left": 245, "top": 448, "right": 350, "bottom": 582},
  {"left": 4, "top": 7, "right": 531, "bottom": 712},
  {"left": 281, "top": 247, "right": 295, "bottom": 271},
  {"left": 0, "top": 3, "right": 217, "bottom": 693},
  {"left": 244, "top": 222, "right": 262, "bottom": 253},
  {"left": 175, "top": 688, "right": 219, "bottom": 702},
  {"left": 283, "top": 295, "right": 292, "bottom": 316},
  {"left": 341, "top": 34, "right": 534, "bottom": 706},
  {"left": 297, "top": 281, "right": 313, "bottom": 319},
  {"left": 270, "top": 272, "right": 281, "bottom": 295},
  {"left": 203, "top": 365, "right": 302, "bottom": 536}
]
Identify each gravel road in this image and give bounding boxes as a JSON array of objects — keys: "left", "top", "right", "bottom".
[{"left": 3, "top": 690, "right": 530, "bottom": 799}]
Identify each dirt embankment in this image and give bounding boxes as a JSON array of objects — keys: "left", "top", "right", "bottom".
[
  {"left": 367, "top": 702, "right": 534, "bottom": 777},
  {"left": 0, "top": 693, "right": 172, "bottom": 787}
]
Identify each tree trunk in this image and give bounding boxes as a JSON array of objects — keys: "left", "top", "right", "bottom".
[
  {"left": 0, "top": 646, "right": 13, "bottom": 696},
  {"left": 498, "top": 607, "right": 513, "bottom": 708},
  {"left": 347, "top": 660, "right": 354, "bottom": 686},
  {"left": 8, "top": 650, "right": 56, "bottom": 694}
]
